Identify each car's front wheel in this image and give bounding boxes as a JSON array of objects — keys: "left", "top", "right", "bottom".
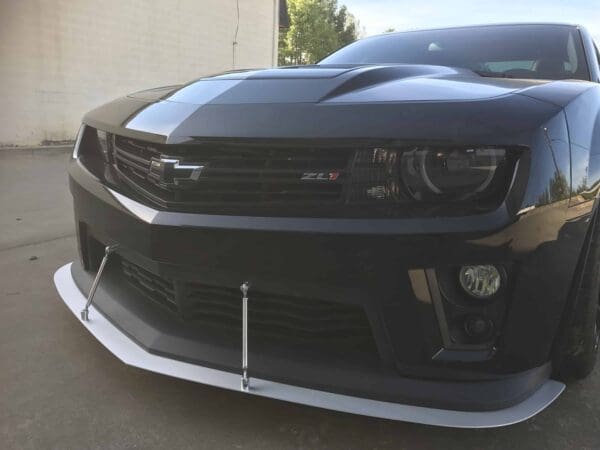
[{"left": 554, "top": 210, "right": 600, "bottom": 380}]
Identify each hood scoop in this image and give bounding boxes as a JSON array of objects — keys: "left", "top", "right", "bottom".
[
  {"left": 319, "top": 65, "right": 467, "bottom": 101},
  {"left": 225, "top": 65, "right": 359, "bottom": 80}
]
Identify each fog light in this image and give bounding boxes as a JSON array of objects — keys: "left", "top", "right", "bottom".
[
  {"left": 464, "top": 315, "right": 494, "bottom": 340},
  {"left": 459, "top": 265, "right": 501, "bottom": 298}
]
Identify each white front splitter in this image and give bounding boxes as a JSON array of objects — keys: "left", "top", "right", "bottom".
[{"left": 54, "top": 262, "right": 565, "bottom": 428}]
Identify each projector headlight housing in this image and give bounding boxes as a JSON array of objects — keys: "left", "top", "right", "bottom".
[
  {"left": 349, "top": 145, "right": 520, "bottom": 212},
  {"left": 400, "top": 147, "right": 507, "bottom": 201}
]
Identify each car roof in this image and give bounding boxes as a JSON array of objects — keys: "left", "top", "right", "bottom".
[{"left": 372, "top": 23, "right": 583, "bottom": 39}]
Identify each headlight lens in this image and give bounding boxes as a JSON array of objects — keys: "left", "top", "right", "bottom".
[
  {"left": 72, "top": 126, "right": 112, "bottom": 163},
  {"left": 72, "top": 124, "right": 86, "bottom": 159},
  {"left": 76, "top": 127, "right": 116, "bottom": 182},
  {"left": 350, "top": 146, "right": 515, "bottom": 208},
  {"left": 400, "top": 147, "right": 506, "bottom": 200},
  {"left": 96, "top": 129, "right": 113, "bottom": 162}
]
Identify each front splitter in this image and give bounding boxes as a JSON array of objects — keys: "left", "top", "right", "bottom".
[{"left": 53, "top": 262, "right": 565, "bottom": 428}]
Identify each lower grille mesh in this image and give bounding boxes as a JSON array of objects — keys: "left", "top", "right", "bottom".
[
  {"left": 119, "top": 258, "right": 377, "bottom": 353},
  {"left": 185, "top": 282, "right": 374, "bottom": 344},
  {"left": 121, "top": 260, "right": 177, "bottom": 312}
]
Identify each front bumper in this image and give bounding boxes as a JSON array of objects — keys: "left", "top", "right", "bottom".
[
  {"left": 54, "top": 263, "right": 564, "bottom": 428},
  {"left": 59, "top": 158, "right": 589, "bottom": 426}
]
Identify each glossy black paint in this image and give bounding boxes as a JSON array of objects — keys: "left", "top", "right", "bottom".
[{"left": 69, "top": 24, "right": 600, "bottom": 409}]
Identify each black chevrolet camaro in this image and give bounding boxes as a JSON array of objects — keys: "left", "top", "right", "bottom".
[{"left": 54, "top": 23, "right": 600, "bottom": 427}]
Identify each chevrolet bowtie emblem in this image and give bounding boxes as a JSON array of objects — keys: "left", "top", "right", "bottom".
[{"left": 149, "top": 158, "right": 204, "bottom": 187}]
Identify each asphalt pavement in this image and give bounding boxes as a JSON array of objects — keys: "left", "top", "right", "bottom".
[{"left": 1, "top": 149, "right": 599, "bottom": 449}]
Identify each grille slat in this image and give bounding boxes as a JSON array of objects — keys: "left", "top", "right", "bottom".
[
  {"left": 117, "top": 156, "right": 148, "bottom": 175},
  {"left": 185, "top": 304, "right": 370, "bottom": 334},
  {"left": 185, "top": 298, "right": 367, "bottom": 326},
  {"left": 165, "top": 188, "right": 341, "bottom": 196},
  {"left": 115, "top": 148, "right": 153, "bottom": 168},
  {"left": 188, "top": 175, "right": 343, "bottom": 184},
  {"left": 187, "top": 286, "right": 358, "bottom": 314}
]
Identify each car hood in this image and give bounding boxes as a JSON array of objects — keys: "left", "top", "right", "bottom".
[
  {"left": 83, "top": 64, "right": 593, "bottom": 144},
  {"left": 128, "top": 65, "right": 544, "bottom": 105}
]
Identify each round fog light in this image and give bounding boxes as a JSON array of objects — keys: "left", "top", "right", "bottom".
[
  {"left": 459, "top": 265, "right": 501, "bottom": 299},
  {"left": 464, "top": 315, "right": 494, "bottom": 340}
]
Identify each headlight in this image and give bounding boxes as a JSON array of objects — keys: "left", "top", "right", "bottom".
[
  {"left": 96, "top": 129, "right": 113, "bottom": 162},
  {"left": 72, "top": 124, "right": 86, "bottom": 159},
  {"left": 72, "top": 126, "right": 112, "bottom": 163},
  {"left": 350, "top": 145, "right": 516, "bottom": 207},
  {"left": 76, "top": 127, "right": 116, "bottom": 182},
  {"left": 401, "top": 147, "right": 505, "bottom": 200}
]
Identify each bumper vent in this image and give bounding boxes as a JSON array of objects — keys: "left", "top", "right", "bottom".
[
  {"left": 185, "top": 282, "right": 374, "bottom": 345},
  {"left": 121, "top": 260, "right": 177, "bottom": 312},
  {"left": 119, "top": 258, "right": 376, "bottom": 351}
]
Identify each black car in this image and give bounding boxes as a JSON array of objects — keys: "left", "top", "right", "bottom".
[{"left": 54, "top": 23, "right": 600, "bottom": 428}]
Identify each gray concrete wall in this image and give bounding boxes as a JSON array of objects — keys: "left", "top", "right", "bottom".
[{"left": 0, "top": 0, "right": 279, "bottom": 146}]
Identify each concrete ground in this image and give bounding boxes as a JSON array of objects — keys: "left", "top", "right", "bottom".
[{"left": 1, "top": 149, "right": 599, "bottom": 450}]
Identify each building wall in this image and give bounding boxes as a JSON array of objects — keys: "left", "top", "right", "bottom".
[{"left": 0, "top": 0, "right": 279, "bottom": 146}]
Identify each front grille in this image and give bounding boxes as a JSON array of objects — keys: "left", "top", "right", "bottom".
[
  {"left": 119, "top": 258, "right": 377, "bottom": 353},
  {"left": 113, "top": 136, "right": 353, "bottom": 208}
]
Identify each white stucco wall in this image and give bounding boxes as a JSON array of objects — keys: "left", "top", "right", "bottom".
[{"left": 0, "top": 0, "right": 279, "bottom": 146}]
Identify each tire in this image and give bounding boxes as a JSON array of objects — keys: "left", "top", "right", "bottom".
[{"left": 554, "top": 210, "right": 600, "bottom": 380}]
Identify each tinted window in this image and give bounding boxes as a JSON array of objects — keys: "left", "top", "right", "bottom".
[{"left": 320, "top": 25, "right": 590, "bottom": 81}]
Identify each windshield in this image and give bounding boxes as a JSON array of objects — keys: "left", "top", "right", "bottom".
[{"left": 319, "top": 25, "right": 590, "bottom": 81}]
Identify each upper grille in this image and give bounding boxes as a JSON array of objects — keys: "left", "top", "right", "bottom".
[{"left": 113, "top": 136, "right": 354, "bottom": 208}]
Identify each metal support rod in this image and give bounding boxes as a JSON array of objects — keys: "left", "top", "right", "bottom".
[
  {"left": 240, "top": 281, "right": 250, "bottom": 391},
  {"left": 81, "top": 244, "right": 118, "bottom": 321}
]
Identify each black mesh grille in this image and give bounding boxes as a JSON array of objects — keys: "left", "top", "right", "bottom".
[
  {"left": 185, "top": 282, "right": 374, "bottom": 346},
  {"left": 119, "top": 258, "right": 377, "bottom": 352},
  {"left": 113, "top": 136, "right": 353, "bottom": 207},
  {"left": 121, "top": 260, "right": 177, "bottom": 312}
]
